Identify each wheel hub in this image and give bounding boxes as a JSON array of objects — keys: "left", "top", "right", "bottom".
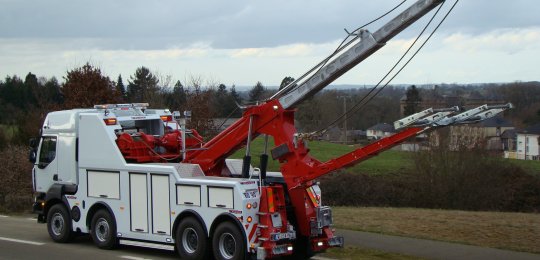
[
  {"left": 219, "top": 232, "right": 236, "bottom": 259},
  {"left": 51, "top": 213, "right": 64, "bottom": 236},
  {"left": 95, "top": 218, "right": 110, "bottom": 242},
  {"left": 182, "top": 227, "right": 198, "bottom": 253}
]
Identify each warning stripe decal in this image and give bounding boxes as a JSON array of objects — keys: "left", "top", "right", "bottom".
[{"left": 248, "top": 223, "right": 258, "bottom": 242}]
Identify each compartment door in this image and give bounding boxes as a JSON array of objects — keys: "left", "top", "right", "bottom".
[
  {"left": 87, "top": 171, "right": 120, "bottom": 199},
  {"left": 151, "top": 175, "right": 171, "bottom": 235},
  {"left": 130, "top": 173, "right": 148, "bottom": 233}
]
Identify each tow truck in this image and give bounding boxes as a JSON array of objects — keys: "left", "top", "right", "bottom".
[{"left": 29, "top": 0, "right": 512, "bottom": 259}]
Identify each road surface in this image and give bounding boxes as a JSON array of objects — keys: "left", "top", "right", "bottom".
[
  {"left": 1, "top": 214, "right": 538, "bottom": 259},
  {"left": 0, "top": 214, "right": 177, "bottom": 260}
]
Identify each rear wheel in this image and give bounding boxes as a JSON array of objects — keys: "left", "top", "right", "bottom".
[
  {"left": 212, "top": 221, "right": 245, "bottom": 260},
  {"left": 176, "top": 217, "right": 209, "bottom": 259},
  {"left": 46, "top": 204, "right": 74, "bottom": 243},
  {"left": 90, "top": 209, "right": 118, "bottom": 249}
]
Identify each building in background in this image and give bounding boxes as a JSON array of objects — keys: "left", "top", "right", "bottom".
[
  {"left": 516, "top": 123, "right": 540, "bottom": 160},
  {"left": 366, "top": 123, "right": 395, "bottom": 140}
]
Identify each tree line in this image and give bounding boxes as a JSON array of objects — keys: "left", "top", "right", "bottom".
[{"left": 1, "top": 62, "right": 540, "bottom": 148}]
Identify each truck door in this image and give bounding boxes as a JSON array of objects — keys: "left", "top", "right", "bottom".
[{"left": 34, "top": 135, "right": 59, "bottom": 193}]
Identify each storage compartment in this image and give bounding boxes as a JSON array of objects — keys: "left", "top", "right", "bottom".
[
  {"left": 129, "top": 173, "right": 148, "bottom": 232},
  {"left": 151, "top": 174, "right": 171, "bottom": 235},
  {"left": 208, "top": 187, "right": 234, "bottom": 209},
  {"left": 87, "top": 171, "right": 120, "bottom": 199},
  {"left": 176, "top": 185, "right": 201, "bottom": 206}
]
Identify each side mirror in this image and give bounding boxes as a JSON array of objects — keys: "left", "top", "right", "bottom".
[
  {"left": 29, "top": 150, "right": 37, "bottom": 164},
  {"left": 29, "top": 138, "right": 38, "bottom": 149}
]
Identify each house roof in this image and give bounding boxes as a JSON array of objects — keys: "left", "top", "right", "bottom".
[
  {"left": 501, "top": 129, "right": 517, "bottom": 139},
  {"left": 475, "top": 116, "right": 514, "bottom": 128},
  {"left": 367, "top": 123, "right": 395, "bottom": 132},
  {"left": 517, "top": 123, "right": 540, "bottom": 135}
]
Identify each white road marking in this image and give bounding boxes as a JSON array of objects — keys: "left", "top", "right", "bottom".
[
  {"left": 0, "top": 215, "right": 8, "bottom": 218},
  {"left": 0, "top": 236, "right": 45, "bottom": 246},
  {"left": 120, "top": 256, "right": 152, "bottom": 260}
]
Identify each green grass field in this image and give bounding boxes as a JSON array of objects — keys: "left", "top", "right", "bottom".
[
  {"left": 506, "top": 158, "right": 540, "bottom": 175},
  {"left": 229, "top": 136, "right": 413, "bottom": 174},
  {"left": 333, "top": 207, "right": 540, "bottom": 254},
  {"left": 229, "top": 136, "right": 540, "bottom": 176}
]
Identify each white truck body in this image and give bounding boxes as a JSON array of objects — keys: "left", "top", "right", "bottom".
[{"left": 32, "top": 107, "right": 264, "bottom": 253}]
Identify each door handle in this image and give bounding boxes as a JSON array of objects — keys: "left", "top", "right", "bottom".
[{"left": 53, "top": 174, "right": 58, "bottom": 181}]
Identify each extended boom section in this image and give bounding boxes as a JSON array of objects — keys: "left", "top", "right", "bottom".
[{"left": 277, "top": 0, "right": 444, "bottom": 109}]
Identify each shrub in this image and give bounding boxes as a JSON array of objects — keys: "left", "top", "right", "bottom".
[
  {"left": 0, "top": 145, "right": 33, "bottom": 213},
  {"left": 320, "top": 130, "right": 540, "bottom": 212}
]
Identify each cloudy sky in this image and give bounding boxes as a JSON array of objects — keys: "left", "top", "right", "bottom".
[{"left": 0, "top": 0, "right": 539, "bottom": 88}]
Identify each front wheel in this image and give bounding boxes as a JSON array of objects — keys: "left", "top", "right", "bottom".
[
  {"left": 46, "top": 204, "right": 74, "bottom": 243},
  {"left": 175, "top": 217, "right": 209, "bottom": 259},
  {"left": 212, "top": 222, "right": 245, "bottom": 260},
  {"left": 90, "top": 209, "right": 118, "bottom": 249}
]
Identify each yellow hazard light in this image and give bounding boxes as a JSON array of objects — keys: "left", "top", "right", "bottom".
[{"left": 104, "top": 118, "right": 117, "bottom": 125}]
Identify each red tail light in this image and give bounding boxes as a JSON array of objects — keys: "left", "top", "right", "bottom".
[{"left": 160, "top": 115, "right": 172, "bottom": 122}]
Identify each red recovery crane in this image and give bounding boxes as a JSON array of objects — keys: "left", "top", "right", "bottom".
[{"left": 183, "top": 0, "right": 512, "bottom": 257}]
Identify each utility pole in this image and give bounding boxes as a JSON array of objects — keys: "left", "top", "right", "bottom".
[{"left": 338, "top": 96, "right": 350, "bottom": 144}]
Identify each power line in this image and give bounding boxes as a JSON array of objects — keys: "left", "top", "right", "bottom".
[
  {"left": 315, "top": 0, "right": 459, "bottom": 135},
  {"left": 272, "top": 0, "right": 407, "bottom": 100}
]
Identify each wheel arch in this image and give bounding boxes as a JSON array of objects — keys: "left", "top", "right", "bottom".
[
  {"left": 172, "top": 209, "right": 208, "bottom": 238},
  {"left": 85, "top": 202, "right": 116, "bottom": 229},
  {"left": 43, "top": 184, "right": 71, "bottom": 220},
  {"left": 210, "top": 213, "right": 247, "bottom": 243}
]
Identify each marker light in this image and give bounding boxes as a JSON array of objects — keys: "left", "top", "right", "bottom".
[
  {"left": 247, "top": 216, "right": 253, "bottom": 223},
  {"left": 104, "top": 118, "right": 117, "bottom": 125},
  {"left": 160, "top": 115, "right": 173, "bottom": 122},
  {"left": 246, "top": 203, "right": 252, "bottom": 209}
]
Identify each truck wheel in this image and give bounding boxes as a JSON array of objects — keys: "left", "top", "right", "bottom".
[
  {"left": 212, "top": 221, "right": 245, "bottom": 260},
  {"left": 176, "top": 217, "right": 209, "bottom": 259},
  {"left": 47, "top": 204, "right": 74, "bottom": 243},
  {"left": 90, "top": 209, "right": 118, "bottom": 249}
]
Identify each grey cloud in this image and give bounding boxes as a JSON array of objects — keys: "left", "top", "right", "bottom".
[{"left": 1, "top": 0, "right": 538, "bottom": 50}]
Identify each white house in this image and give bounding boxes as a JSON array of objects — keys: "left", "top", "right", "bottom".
[
  {"left": 516, "top": 124, "right": 540, "bottom": 160},
  {"left": 366, "top": 123, "right": 395, "bottom": 140}
]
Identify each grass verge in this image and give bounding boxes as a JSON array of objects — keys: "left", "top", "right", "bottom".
[
  {"left": 321, "top": 246, "right": 424, "bottom": 260},
  {"left": 332, "top": 207, "right": 540, "bottom": 254}
]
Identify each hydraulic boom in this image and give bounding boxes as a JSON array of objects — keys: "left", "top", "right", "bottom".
[{"left": 183, "top": 0, "right": 510, "bottom": 257}]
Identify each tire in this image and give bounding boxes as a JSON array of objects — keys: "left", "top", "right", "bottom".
[
  {"left": 175, "top": 217, "right": 209, "bottom": 259},
  {"left": 46, "top": 204, "right": 74, "bottom": 243},
  {"left": 90, "top": 209, "right": 118, "bottom": 249},
  {"left": 212, "top": 221, "right": 245, "bottom": 260}
]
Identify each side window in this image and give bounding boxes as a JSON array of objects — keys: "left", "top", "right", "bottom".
[{"left": 38, "top": 136, "right": 57, "bottom": 167}]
